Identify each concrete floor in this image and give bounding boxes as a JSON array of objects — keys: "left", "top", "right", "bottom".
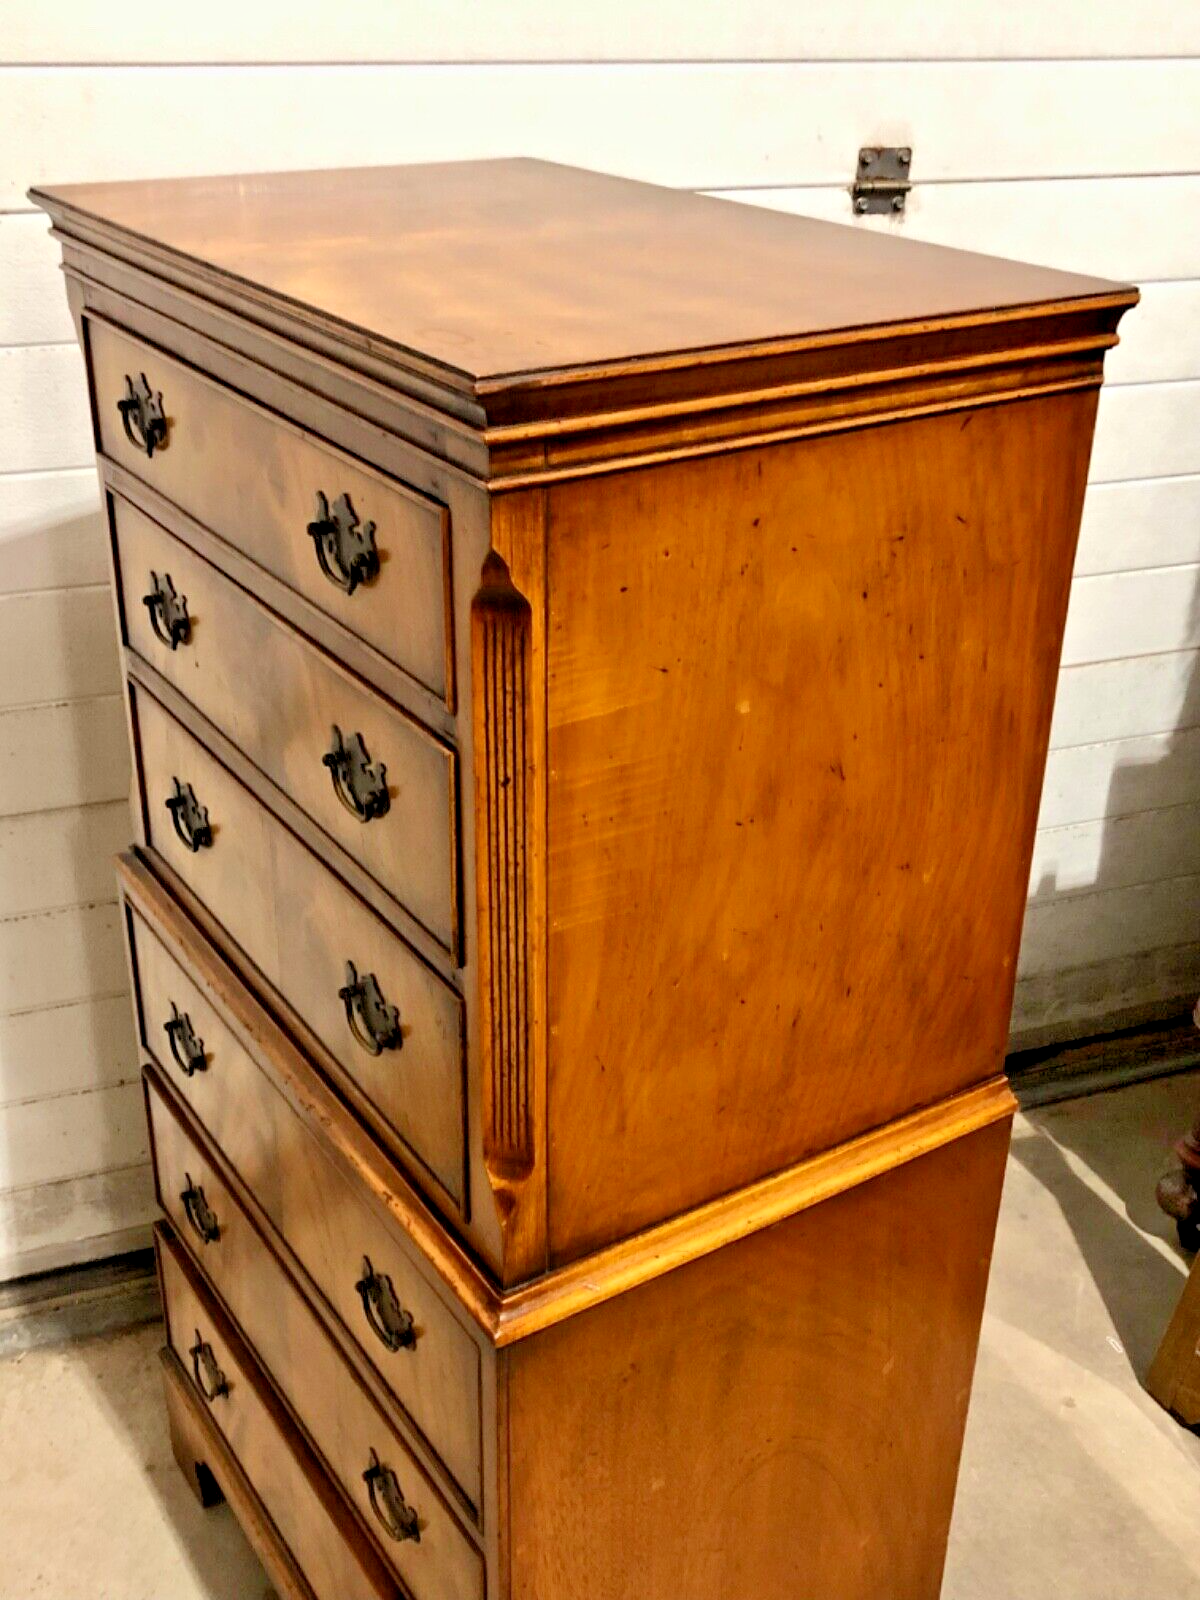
[{"left": 1, "top": 1072, "right": 1198, "bottom": 1599}]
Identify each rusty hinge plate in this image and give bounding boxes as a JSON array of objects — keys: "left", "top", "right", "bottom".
[{"left": 852, "top": 147, "right": 912, "bottom": 215}]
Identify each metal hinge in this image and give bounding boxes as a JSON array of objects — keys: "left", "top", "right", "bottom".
[{"left": 852, "top": 147, "right": 912, "bottom": 215}]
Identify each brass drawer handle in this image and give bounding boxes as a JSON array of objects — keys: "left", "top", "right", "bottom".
[
  {"left": 363, "top": 1450, "right": 420, "bottom": 1543},
  {"left": 143, "top": 570, "right": 191, "bottom": 650},
  {"left": 322, "top": 725, "right": 389, "bottom": 822},
  {"left": 307, "top": 491, "right": 379, "bottom": 596},
  {"left": 339, "top": 961, "right": 403, "bottom": 1056},
  {"left": 164, "top": 1003, "right": 207, "bottom": 1077},
  {"left": 356, "top": 1257, "right": 416, "bottom": 1353},
  {"left": 189, "top": 1331, "right": 229, "bottom": 1402},
  {"left": 165, "top": 777, "right": 213, "bottom": 853},
  {"left": 180, "top": 1174, "right": 220, "bottom": 1245},
  {"left": 117, "top": 371, "right": 167, "bottom": 457}
]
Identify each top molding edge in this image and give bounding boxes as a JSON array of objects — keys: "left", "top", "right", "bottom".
[{"left": 38, "top": 195, "right": 1136, "bottom": 490}]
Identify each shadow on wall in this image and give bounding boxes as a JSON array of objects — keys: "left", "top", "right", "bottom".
[
  {"left": 1012, "top": 558, "right": 1200, "bottom": 1051},
  {"left": 0, "top": 491, "right": 149, "bottom": 1283}
]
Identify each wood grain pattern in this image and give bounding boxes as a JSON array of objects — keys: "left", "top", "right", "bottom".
[
  {"left": 111, "top": 492, "right": 458, "bottom": 955},
  {"left": 30, "top": 162, "right": 1129, "bottom": 384},
  {"left": 89, "top": 315, "right": 455, "bottom": 706},
  {"left": 130, "top": 684, "right": 468, "bottom": 1214},
  {"left": 494, "top": 1074, "right": 1015, "bottom": 1347},
  {"left": 119, "top": 846, "right": 1014, "bottom": 1349},
  {"left": 544, "top": 390, "right": 1095, "bottom": 1261},
  {"left": 33, "top": 161, "right": 1132, "bottom": 484},
  {"left": 507, "top": 1118, "right": 1011, "bottom": 1600},
  {"left": 33, "top": 158, "right": 1126, "bottom": 1600},
  {"left": 149, "top": 1088, "right": 485, "bottom": 1600},
  {"left": 130, "top": 905, "right": 484, "bottom": 1511},
  {"left": 156, "top": 1227, "right": 405, "bottom": 1600}
]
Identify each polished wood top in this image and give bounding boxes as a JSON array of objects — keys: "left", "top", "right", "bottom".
[{"left": 33, "top": 159, "right": 1130, "bottom": 386}]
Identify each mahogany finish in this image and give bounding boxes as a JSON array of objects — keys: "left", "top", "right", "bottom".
[{"left": 34, "top": 158, "right": 1133, "bottom": 1600}]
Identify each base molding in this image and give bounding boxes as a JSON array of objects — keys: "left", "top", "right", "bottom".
[
  {"left": 1008, "top": 1009, "right": 1200, "bottom": 1108},
  {"left": 0, "top": 1247, "right": 159, "bottom": 1358}
]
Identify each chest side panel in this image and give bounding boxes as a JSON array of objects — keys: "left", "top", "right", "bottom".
[{"left": 545, "top": 391, "right": 1095, "bottom": 1261}]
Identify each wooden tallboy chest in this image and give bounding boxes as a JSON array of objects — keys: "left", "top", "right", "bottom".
[{"left": 33, "top": 159, "right": 1134, "bottom": 1600}]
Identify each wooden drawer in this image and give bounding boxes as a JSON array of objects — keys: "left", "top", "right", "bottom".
[
  {"left": 128, "top": 903, "right": 483, "bottom": 1508},
  {"left": 112, "top": 492, "right": 457, "bottom": 954},
  {"left": 88, "top": 315, "right": 453, "bottom": 707},
  {"left": 156, "top": 1224, "right": 403, "bottom": 1600},
  {"left": 149, "top": 1078, "right": 485, "bottom": 1600},
  {"left": 131, "top": 682, "right": 467, "bottom": 1212}
]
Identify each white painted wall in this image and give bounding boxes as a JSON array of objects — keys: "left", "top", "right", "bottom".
[{"left": 2, "top": 5, "right": 1197, "bottom": 1275}]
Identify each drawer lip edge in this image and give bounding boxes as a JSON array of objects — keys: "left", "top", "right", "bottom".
[
  {"left": 157, "top": 1343, "right": 322, "bottom": 1600},
  {"left": 119, "top": 849, "right": 491, "bottom": 1317},
  {"left": 125, "top": 656, "right": 460, "bottom": 978},
  {"left": 104, "top": 457, "right": 455, "bottom": 738},
  {"left": 146, "top": 1066, "right": 485, "bottom": 1531},
  {"left": 85, "top": 304, "right": 458, "bottom": 712},
  {"left": 155, "top": 1223, "right": 405, "bottom": 1600}
]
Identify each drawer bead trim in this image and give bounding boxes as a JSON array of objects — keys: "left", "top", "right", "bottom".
[
  {"left": 355, "top": 1256, "right": 417, "bottom": 1353},
  {"left": 142, "top": 570, "right": 191, "bottom": 650},
  {"left": 180, "top": 1174, "right": 220, "bottom": 1245},
  {"left": 338, "top": 961, "right": 403, "bottom": 1056},
  {"left": 307, "top": 491, "right": 380, "bottom": 596},
  {"left": 165, "top": 777, "right": 213, "bottom": 853},
  {"left": 164, "top": 1002, "right": 207, "bottom": 1077},
  {"left": 117, "top": 371, "right": 167, "bottom": 457},
  {"left": 362, "top": 1449, "right": 421, "bottom": 1544},
  {"left": 189, "top": 1331, "right": 229, "bottom": 1402},
  {"left": 322, "top": 725, "right": 390, "bottom": 823}
]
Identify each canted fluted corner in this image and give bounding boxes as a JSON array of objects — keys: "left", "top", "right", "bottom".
[{"left": 471, "top": 551, "right": 540, "bottom": 1253}]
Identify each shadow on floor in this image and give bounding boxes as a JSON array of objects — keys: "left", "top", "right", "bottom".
[{"left": 1008, "top": 1070, "right": 1199, "bottom": 1379}]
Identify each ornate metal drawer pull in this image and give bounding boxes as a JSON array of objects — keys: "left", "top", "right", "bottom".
[
  {"left": 339, "top": 961, "right": 402, "bottom": 1056},
  {"left": 143, "top": 570, "right": 191, "bottom": 650},
  {"left": 356, "top": 1257, "right": 416, "bottom": 1353},
  {"left": 165, "top": 777, "right": 213, "bottom": 852},
  {"left": 322, "top": 726, "right": 389, "bottom": 822},
  {"left": 307, "top": 491, "right": 379, "bottom": 595},
  {"left": 363, "top": 1450, "right": 420, "bottom": 1543},
  {"left": 117, "top": 372, "right": 167, "bottom": 457},
  {"left": 180, "top": 1174, "right": 220, "bottom": 1244},
  {"left": 164, "top": 1002, "right": 206, "bottom": 1076},
  {"left": 189, "top": 1331, "right": 229, "bottom": 1402}
]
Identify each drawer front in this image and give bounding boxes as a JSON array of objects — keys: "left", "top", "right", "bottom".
[
  {"left": 132, "top": 683, "right": 467, "bottom": 1211},
  {"left": 150, "top": 1081, "right": 485, "bottom": 1600},
  {"left": 129, "top": 904, "right": 483, "bottom": 1507},
  {"left": 157, "top": 1226, "right": 401, "bottom": 1600},
  {"left": 114, "top": 493, "right": 457, "bottom": 954},
  {"left": 89, "top": 316, "right": 453, "bottom": 706}
]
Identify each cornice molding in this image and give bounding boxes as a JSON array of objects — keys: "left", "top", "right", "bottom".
[{"left": 42, "top": 201, "right": 1134, "bottom": 492}]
